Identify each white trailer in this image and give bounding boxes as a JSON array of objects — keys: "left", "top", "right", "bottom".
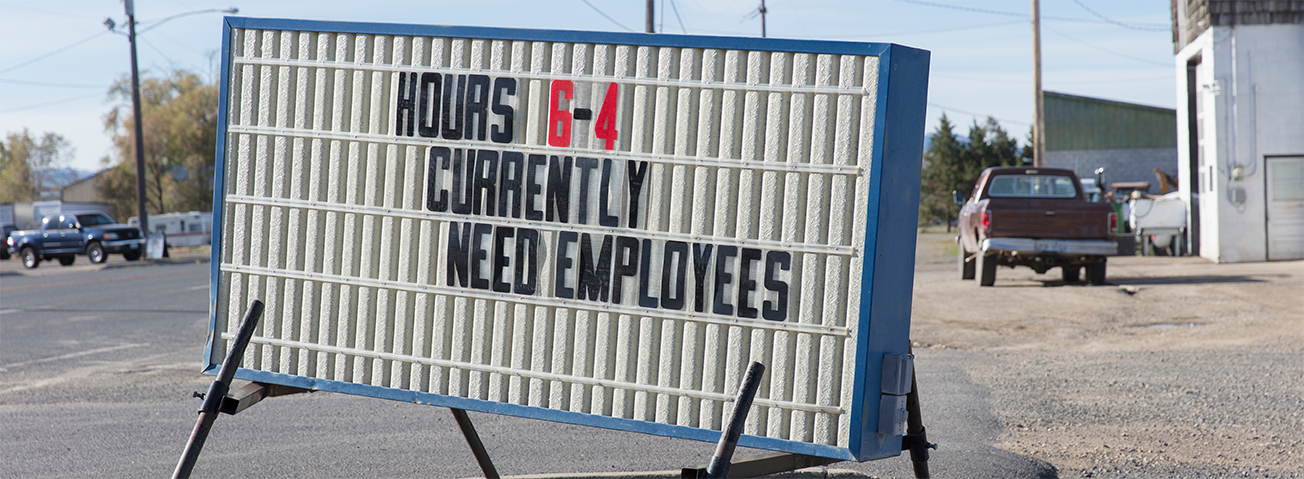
[{"left": 128, "top": 211, "right": 213, "bottom": 247}]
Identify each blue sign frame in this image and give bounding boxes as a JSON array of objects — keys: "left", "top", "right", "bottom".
[{"left": 207, "top": 16, "right": 928, "bottom": 462}]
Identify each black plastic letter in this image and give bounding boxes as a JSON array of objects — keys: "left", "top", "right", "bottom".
[
  {"left": 546, "top": 156, "right": 572, "bottom": 223},
  {"left": 626, "top": 160, "right": 648, "bottom": 229},
  {"left": 691, "top": 243, "right": 713, "bottom": 313},
  {"left": 490, "top": 77, "right": 516, "bottom": 144},
  {"left": 524, "top": 154, "right": 546, "bottom": 221},
  {"left": 515, "top": 228, "right": 539, "bottom": 295},
  {"left": 660, "top": 241, "right": 688, "bottom": 311},
  {"left": 396, "top": 72, "right": 417, "bottom": 137},
  {"left": 426, "top": 146, "right": 450, "bottom": 212},
  {"left": 418, "top": 72, "right": 441, "bottom": 138},
  {"left": 446, "top": 222, "right": 472, "bottom": 287},
  {"left": 713, "top": 245, "right": 737, "bottom": 316},
  {"left": 577, "top": 234, "right": 613, "bottom": 303},
  {"left": 737, "top": 248, "right": 762, "bottom": 319},
  {"left": 492, "top": 226, "right": 514, "bottom": 293},
  {"left": 470, "top": 223, "right": 494, "bottom": 290},
  {"left": 762, "top": 251, "right": 791, "bottom": 321},
  {"left": 611, "top": 236, "right": 640, "bottom": 304},
  {"left": 465, "top": 74, "right": 490, "bottom": 141}
]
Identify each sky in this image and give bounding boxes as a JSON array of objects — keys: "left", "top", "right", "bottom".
[{"left": 0, "top": 0, "right": 1178, "bottom": 173}]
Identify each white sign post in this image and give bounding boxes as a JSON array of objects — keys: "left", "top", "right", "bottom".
[{"left": 208, "top": 17, "right": 929, "bottom": 462}]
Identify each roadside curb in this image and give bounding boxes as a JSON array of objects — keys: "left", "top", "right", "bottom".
[{"left": 478, "top": 468, "right": 876, "bottom": 479}]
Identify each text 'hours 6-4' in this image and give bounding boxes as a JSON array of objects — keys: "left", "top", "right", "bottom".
[{"left": 548, "top": 80, "right": 619, "bottom": 150}]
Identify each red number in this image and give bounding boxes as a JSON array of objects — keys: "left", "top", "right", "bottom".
[
  {"left": 548, "top": 80, "right": 573, "bottom": 147},
  {"left": 594, "top": 82, "right": 619, "bottom": 150}
]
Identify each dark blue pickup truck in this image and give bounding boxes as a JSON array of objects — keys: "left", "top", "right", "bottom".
[{"left": 6, "top": 212, "right": 146, "bottom": 268}]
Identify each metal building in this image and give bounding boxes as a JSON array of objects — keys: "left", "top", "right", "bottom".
[
  {"left": 1044, "top": 91, "right": 1179, "bottom": 191},
  {"left": 1173, "top": 0, "right": 1304, "bottom": 262}
]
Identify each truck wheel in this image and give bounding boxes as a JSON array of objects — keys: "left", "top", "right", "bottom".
[
  {"left": 1061, "top": 266, "right": 1081, "bottom": 282},
  {"left": 87, "top": 242, "right": 106, "bottom": 264},
  {"left": 21, "top": 247, "right": 40, "bottom": 269},
  {"left": 123, "top": 250, "right": 141, "bottom": 261},
  {"left": 1086, "top": 260, "right": 1107, "bottom": 285},
  {"left": 958, "top": 244, "right": 975, "bottom": 280},
  {"left": 976, "top": 252, "right": 997, "bottom": 286},
  {"left": 58, "top": 256, "right": 76, "bottom": 266}
]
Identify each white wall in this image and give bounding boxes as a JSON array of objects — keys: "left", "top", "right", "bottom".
[{"left": 1175, "top": 24, "right": 1304, "bottom": 263}]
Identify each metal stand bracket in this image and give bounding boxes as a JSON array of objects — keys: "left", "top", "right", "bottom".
[
  {"left": 219, "top": 382, "right": 311, "bottom": 415},
  {"left": 682, "top": 452, "right": 840, "bottom": 479}
]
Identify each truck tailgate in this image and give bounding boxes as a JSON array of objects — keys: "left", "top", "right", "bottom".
[{"left": 987, "top": 199, "right": 1110, "bottom": 240}]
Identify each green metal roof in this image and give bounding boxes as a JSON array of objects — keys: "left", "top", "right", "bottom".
[{"left": 1045, "top": 91, "right": 1177, "bottom": 151}]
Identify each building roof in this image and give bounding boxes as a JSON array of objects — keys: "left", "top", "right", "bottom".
[{"left": 1045, "top": 91, "right": 1177, "bottom": 151}]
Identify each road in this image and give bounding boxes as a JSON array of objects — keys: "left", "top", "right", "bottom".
[
  {"left": 5, "top": 235, "right": 1299, "bottom": 478},
  {"left": 0, "top": 249, "right": 1055, "bottom": 478}
]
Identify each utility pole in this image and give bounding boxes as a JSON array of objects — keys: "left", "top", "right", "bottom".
[
  {"left": 646, "top": 0, "right": 655, "bottom": 33},
  {"left": 760, "top": 0, "right": 768, "bottom": 38},
  {"left": 1031, "top": 0, "right": 1045, "bottom": 167},
  {"left": 124, "top": 0, "right": 149, "bottom": 235}
]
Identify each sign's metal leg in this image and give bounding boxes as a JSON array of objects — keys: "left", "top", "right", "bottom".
[
  {"left": 703, "top": 361, "right": 766, "bottom": 479},
  {"left": 902, "top": 350, "right": 937, "bottom": 479},
  {"left": 172, "top": 300, "right": 265, "bottom": 479},
  {"left": 451, "top": 408, "right": 500, "bottom": 479}
]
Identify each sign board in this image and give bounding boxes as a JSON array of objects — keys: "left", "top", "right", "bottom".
[{"left": 208, "top": 17, "right": 928, "bottom": 461}]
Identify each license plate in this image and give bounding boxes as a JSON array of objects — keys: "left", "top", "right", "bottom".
[
  {"left": 130, "top": 244, "right": 138, "bottom": 249},
  {"left": 1035, "top": 240, "right": 1065, "bottom": 253}
]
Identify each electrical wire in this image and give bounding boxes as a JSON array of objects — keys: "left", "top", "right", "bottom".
[
  {"left": 669, "top": 0, "right": 688, "bottom": 34},
  {"left": 579, "top": 0, "right": 635, "bottom": 32},
  {"left": 0, "top": 2, "right": 101, "bottom": 20},
  {"left": 0, "top": 78, "right": 108, "bottom": 89},
  {"left": 927, "top": 102, "right": 1031, "bottom": 126},
  {"left": 893, "top": 0, "right": 1169, "bottom": 29},
  {"left": 818, "top": 19, "right": 1025, "bottom": 39},
  {"left": 1044, "top": 25, "right": 1172, "bottom": 68},
  {"left": 1070, "top": 0, "right": 1171, "bottom": 32},
  {"left": 933, "top": 73, "right": 1173, "bottom": 85},
  {"left": 0, "top": 30, "right": 110, "bottom": 76},
  {"left": 138, "top": 35, "right": 185, "bottom": 72},
  {"left": 0, "top": 92, "right": 103, "bottom": 114}
]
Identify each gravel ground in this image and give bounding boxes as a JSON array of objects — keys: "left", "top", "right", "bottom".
[{"left": 908, "top": 231, "right": 1304, "bottom": 478}]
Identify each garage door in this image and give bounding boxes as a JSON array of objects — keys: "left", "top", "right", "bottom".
[{"left": 1267, "top": 156, "right": 1304, "bottom": 261}]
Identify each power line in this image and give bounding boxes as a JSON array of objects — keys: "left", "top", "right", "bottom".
[
  {"left": 1070, "top": 0, "right": 1170, "bottom": 32},
  {"left": 0, "top": 2, "right": 100, "bottom": 20},
  {"left": 669, "top": 0, "right": 688, "bottom": 34},
  {"left": 0, "top": 78, "right": 108, "bottom": 89},
  {"left": 138, "top": 35, "right": 185, "bottom": 72},
  {"left": 819, "top": 19, "right": 1026, "bottom": 39},
  {"left": 1044, "top": 25, "right": 1172, "bottom": 68},
  {"left": 579, "top": 0, "right": 635, "bottom": 32},
  {"left": 0, "top": 92, "right": 103, "bottom": 114},
  {"left": 932, "top": 72, "right": 1173, "bottom": 85},
  {"left": 893, "top": 0, "right": 1169, "bottom": 30},
  {"left": 927, "top": 102, "right": 1031, "bottom": 126},
  {"left": 0, "top": 30, "right": 110, "bottom": 76}
]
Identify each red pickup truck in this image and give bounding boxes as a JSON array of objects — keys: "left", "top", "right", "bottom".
[{"left": 956, "top": 167, "right": 1117, "bottom": 286}]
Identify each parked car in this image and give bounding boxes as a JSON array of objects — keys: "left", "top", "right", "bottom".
[
  {"left": 0, "top": 224, "right": 15, "bottom": 260},
  {"left": 6, "top": 212, "right": 146, "bottom": 269},
  {"left": 956, "top": 167, "right": 1117, "bottom": 286}
]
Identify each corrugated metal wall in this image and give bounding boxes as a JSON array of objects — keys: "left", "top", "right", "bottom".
[
  {"left": 1044, "top": 91, "right": 1177, "bottom": 151},
  {"left": 215, "top": 27, "right": 880, "bottom": 447}
]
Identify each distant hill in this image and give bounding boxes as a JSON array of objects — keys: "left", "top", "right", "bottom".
[{"left": 37, "top": 167, "right": 92, "bottom": 189}]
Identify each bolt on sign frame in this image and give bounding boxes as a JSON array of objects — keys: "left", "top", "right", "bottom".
[{"left": 207, "top": 16, "right": 928, "bottom": 462}]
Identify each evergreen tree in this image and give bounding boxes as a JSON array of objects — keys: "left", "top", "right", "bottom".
[{"left": 919, "top": 115, "right": 1029, "bottom": 230}]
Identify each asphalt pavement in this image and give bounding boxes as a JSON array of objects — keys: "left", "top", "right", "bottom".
[{"left": 0, "top": 252, "right": 1057, "bottom": 478}]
